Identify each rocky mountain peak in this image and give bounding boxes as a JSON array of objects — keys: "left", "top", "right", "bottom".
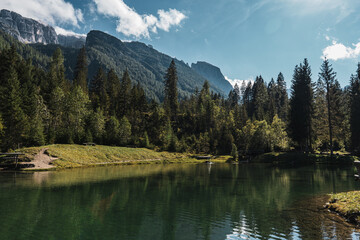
[
  {"left": 191, "top": 61, "right": 233, "bottom": 94},
  {"left": 0, "top": 9, "right": 85, "bottom": 48},
  {"left": 0, "top": 9, "right": 58, "bottom": 44}
]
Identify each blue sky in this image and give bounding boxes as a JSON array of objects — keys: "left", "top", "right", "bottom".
[{"left": 1, "top": 0, "right": 360, "bottom": 87}]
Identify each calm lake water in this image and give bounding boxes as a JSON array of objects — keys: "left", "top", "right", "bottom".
[{"left": 0, "top": 163, "right": 360, "bottom": 240}]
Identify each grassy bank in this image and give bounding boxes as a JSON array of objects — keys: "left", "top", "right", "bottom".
[
  {"left": 251, "top": 152, "right": 358, "bottom": 164},
  {"left": 326, "top": 191, "right": 360, "bottom": 225},
  {"left": 20, "top": 144, "right": 230, "bottom": 169}
]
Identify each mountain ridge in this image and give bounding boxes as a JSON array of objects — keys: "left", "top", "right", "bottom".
[
  {"left": 0, "top": 9, "right": 235, "bottom": 101},
  {"left": 0, "top": 9, "right": 85, "bottom": 48}
]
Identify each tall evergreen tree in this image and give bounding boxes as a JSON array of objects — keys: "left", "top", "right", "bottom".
[
  {"left": 107, "top": 69, "right": 121, "bottom": 115},
  {"left": 318, "top": 59, "right": 337, "bottom": 156},
  {"left": 243, "top": 81, "right": 253, "bottom": 117},
  {"left": 73, "top": 46, "right": 88, "bottom": 93},
  {"left": 267, "top": 78, "right": 276, "bottom": 122},
  {"left": 119, "top": 70, "right": 132, "bottom": 118},
  {"left": 252, "top": 76, "right": 268, "bottom": 121},
  {"left": 27, "top": 88, "right": 48, "bottom": 146},
  {"left": 275, "top": 72, "right": 288, "bottom": 121},
  {"left": 47, "top": 86, "right": 65, "bottom": 143},
  {"left": 1, "top": 63, "right": 27, "bottom": 150},
  {"left": 164, "top": 59, "right": 179, "bottom": 120},
  {"left": 350, "top": 64, "right": 360, "bottom": 153},
  {"left": 227, "top": 83, "right": 240, "bottom": 109},
  {"left": 313, "top": 76, "right": 329, "bottom": 150},
  {"left": 63, "top": 86, "right": 90, "bottom": 143},
  {"left": 289, "top": 59, "right": 314, "bottom": 151},
  {"left": 48, "top": 47, "right": 66, "bottom": 92},
  {"left": 89, "top": 67, "right": 109, "bottom": 112}
]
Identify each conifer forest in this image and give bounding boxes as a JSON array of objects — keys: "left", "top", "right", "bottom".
[{"left": 1, "top": 45, "right": 360, "bottom": 158}]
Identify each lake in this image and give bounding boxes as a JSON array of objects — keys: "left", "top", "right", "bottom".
[{"left": 0, "top": 163, "right": 359, "bottom": 240}]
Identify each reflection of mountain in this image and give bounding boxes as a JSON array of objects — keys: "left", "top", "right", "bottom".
[{"left": 0, "top": 164, "right": 358, "bottom": 239}]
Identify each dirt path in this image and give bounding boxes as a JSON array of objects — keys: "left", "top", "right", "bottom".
[{"left": 22, "top": 148, "right": 57, "bottom": 170}]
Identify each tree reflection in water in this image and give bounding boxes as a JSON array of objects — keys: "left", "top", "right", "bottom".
[{"left": 0, "top": 163, "right": 359, "bottom": 239}]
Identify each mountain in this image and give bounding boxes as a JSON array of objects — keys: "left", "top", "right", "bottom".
[
  {"left": 26, "top": 30, "right": 221, "bottom": 101},
  {"left": 191, "top": 61, "right": 233, "bottom": 94},
  {"left": 0, "top": 9, "right": 85, "bottom": 48},
  {"left": 0, "top": 9, "right": 234, "bottom": 101},
  {"left": 84, "top": 30, "right": 223, "bottom": 101},
  {"left": 0, "top": 9, "right": 58, "bottom": 44},
  {"left": 58, "top": 34, "right": 85, "bottom": 49}
]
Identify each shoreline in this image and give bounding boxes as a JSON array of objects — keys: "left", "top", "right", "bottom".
[
  {"left": 10, "top": 144, "right": 231, "bottom": 171},
  {"left": 326, "top": 191, "right": 360, "bottom": 227},
  {"left": 2, "top": 144, "right": 357, "bottom": 171}
]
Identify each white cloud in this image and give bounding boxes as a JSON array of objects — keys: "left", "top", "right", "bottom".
[
  {"left": 325, "top": 35, "right": 330, "bottom": 41},
  {"left": 54, "top": 26, "right": 86, "bottom": 38},
  {"left": 75, "top": 9, "right": 84, "bottom": 23},
  {"left": 322, "top": 40, "right": 360, "bottom": 61},
  {"left": 0, "top": 0, "right": 83, "bottom": 27},
  {"left": 93, "top": 0, "right": 186, "bottom": 38},
  {"left": 225, "top": 76, "right": 254, "bottom": 89},
  {"left": 157, "top": 9, "right": 186, "bottom": 32}
]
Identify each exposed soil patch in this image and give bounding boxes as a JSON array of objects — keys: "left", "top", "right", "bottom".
[{"left": 22, "top": 148, "right": 57, "bottom": 170}]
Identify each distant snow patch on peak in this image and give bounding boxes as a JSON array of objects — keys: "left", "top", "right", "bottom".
[
  {"left": 225, "top": 76, "right": 254, "bottom": 88},
  {"left": 54, "top": 26, "right": 86, "bottom": 38}
]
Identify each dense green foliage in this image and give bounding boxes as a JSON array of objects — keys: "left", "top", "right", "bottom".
[
  {"left": 289, "top": 59, "right": 313, "bottom": 151},
  {"left": 350, "top": 64, "right": 360, "bottom": 154},
  {"left": 0, "top": 40, "right": 359, "bottom": 157}
]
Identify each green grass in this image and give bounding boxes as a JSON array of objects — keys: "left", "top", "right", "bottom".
[
  {"left": 20, "top": 144, "right": 228, "bottom": 169},
  {"left": 327, "top": 191, "right": 360, "bottom": 224}
]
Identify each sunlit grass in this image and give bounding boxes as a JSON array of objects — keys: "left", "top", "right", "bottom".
[
  {"left": 21, "top": 144, "right": 228, "bottom": 168},
  {"left": 328, "top": 191, "right": 360, "bottom": 220}
]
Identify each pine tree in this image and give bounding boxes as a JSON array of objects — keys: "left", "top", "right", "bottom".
[
  {"left": 275, "top": 72, "right": 288, "bottom": 121},
  {"left": 243, "top": 82, "right": 253, "bottom": 117},
  {"left": 63, "top": 86, "right": 90, "bottom": 143},
  {"left": 119, "top": 70, "right": 132, "bottom": 117},
  {"left": 27, "top": 88, "right": 48, "bottom": 146},
  {"left": 331, "top": 81, "right": 346, "bottom": 150},
  {"left": 252, "top": 76, "right": 268, "bottom": 121},
  {"left": 107, "top": 69, "right": 121, "bottom": 115},
  {"left": 267, "top": 78, "right": 276, "bottom": 122},
  {"left": 289, "top": 59, "right": 314, "bottom": 151},
  {"left": 350, "top": 64, "right": 360, "bottom": 153},
  {"left": 319, "top": 59, "right": 337, "bottom": 156},
  {"left": 313, "top": 77, "right": 329, "bottom": 151},
  {"left": 48, "top": 47, "right": 66, "bottom": 92},
  {"left": 1, "top": 64, "right": 27, "bottom": 150},
  {"left": 47, "top": 87, "right": 65, "bottom": 143},
  {"left": 227, "top": 84, "right": 240, "bottom": 109},
  {"left": 89, "top": 67, "right": 109, "bottom": 112},
  {"left": 164, "top": 59, "right": 178, "bottom": 120},
  {"left": 73, "top": 46, "right": 88, "bottom": 93}
]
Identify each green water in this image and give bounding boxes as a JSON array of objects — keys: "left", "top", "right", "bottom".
[{"left": 0, "top": 163, "right": 359, "bottom": 240}]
